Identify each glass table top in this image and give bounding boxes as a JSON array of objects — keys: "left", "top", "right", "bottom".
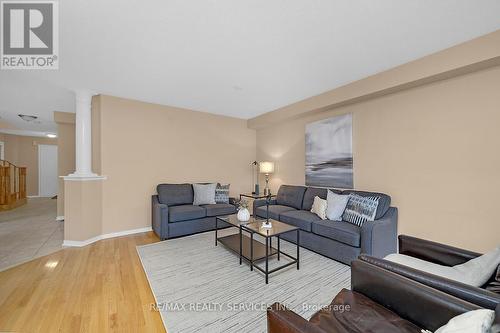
[{"left": 217, "top": 214, "right": 298, "bottom": 237}]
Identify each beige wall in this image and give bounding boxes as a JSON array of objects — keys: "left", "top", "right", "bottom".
[
  {"left": 96, "top": 95, "right": 256, "bottom": 234},
  {"left": 64, "top": 180, "right": 102, "bottom": 241},
  {"left": 0, "top": 133, "right": 57, "bottom": 196},
  {"left": 55, "top": 111, "right": 76, "bottom": 217},
  {"left": 255, "top": 64, "right": 500, "bottom": 253}
]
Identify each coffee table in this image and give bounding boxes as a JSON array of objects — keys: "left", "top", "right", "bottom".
[{"left": 215, "top": 214, "right": 299, "bottom": 284}]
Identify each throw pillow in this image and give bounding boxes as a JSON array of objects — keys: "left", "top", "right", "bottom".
[
  {"left": 215, "top": 183, "right": 230, "bottom": 204},
  {"left": 342, "top": 194, "right": 380, "bottom": 227},
  {"left": 311, "top": 196, "right": 327, "bottom": 220},
  {"left": 193, "top": 183, "right": 217, "bottom": 205},
  {"left": 326, "top": 190, "right": 349, "bottom": 221},
  {"left": 384, "top": 246, "right": 500, "bottom": 287},
  {"left": 433, "top": 309, "right": 495, "bottom": 333},
  {"left": 485, "top": 264, "right": 500, "bottom": 293}
]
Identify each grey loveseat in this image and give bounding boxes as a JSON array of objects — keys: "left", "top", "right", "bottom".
[
  {"left": 254, "top": 185, "right": 398, "bottom": 265},
  {"left": 152, "top": 183, "right": 236, "bottom": 240}
]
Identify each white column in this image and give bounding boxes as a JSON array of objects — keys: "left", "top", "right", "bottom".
[{"left": 67, "top": 90, "right": 98, "bottom": 178}]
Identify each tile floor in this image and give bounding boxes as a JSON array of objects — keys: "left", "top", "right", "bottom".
[{"left": 0, "top": 197, "right": 63, "bottom": 271}]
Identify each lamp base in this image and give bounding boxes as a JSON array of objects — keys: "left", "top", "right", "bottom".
[{"left": 263, "top": 188, "right": 271, "bottom": 196}]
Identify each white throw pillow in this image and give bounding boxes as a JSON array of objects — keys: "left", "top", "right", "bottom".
[
  {"left": 433, "top": 309, "right": 495, "bottom": 333},
  {"left": 311, "top": 196, "right": 327, "bottom": 220},
  {"left": 385, "top": 245, "right": 500, "bottom": 287},
  {"left": 192, "top": 183, "right": 217, "bottom": 205},
  {"left": 326, "top": 190, "right": 349, "bottom": 221}
]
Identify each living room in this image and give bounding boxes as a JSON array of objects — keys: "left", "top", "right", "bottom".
[{"left": 0, "top": 1, "right": 499, "bottom": 332}]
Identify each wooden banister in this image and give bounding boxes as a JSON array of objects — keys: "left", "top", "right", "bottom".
[{"left": 0, "top": 160, "right": 27, "bottom": 210}]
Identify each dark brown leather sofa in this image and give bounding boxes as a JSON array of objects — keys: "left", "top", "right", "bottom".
[
  {"left": 359, "top": 235, "right": 500, "bottom": 310},
  {"left": 267, "top": 259, "right": 487, "bottom": 333}
]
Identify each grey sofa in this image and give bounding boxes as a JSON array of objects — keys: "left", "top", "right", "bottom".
[
  {"left": 152, "top": 183, "right": 236, "bottom": 240},
  {"left": 253, "top": 185, "right": 398, "bottom": 265}
]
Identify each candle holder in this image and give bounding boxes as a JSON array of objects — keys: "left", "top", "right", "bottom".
[{"left": 262, "top": 193, "right": 273, "bottom": 229}]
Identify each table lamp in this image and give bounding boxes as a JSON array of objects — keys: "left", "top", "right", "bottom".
[{"left": 259, "top": 161, "right": 274, "bottom": 196}]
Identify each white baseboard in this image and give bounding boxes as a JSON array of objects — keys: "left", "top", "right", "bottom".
[
  {"left": 27, "top": 195, "right": 40, "bottom": 198},
  {"left": 63, "top": 227, "right": 153, "bottom": 247},
  {"left": 56, "top": 216, "right": 65, "bottom": 221}
]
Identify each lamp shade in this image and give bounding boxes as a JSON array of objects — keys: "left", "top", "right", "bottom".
[{"left": 259, "top": 161, "right": 275, "bottom": 174}]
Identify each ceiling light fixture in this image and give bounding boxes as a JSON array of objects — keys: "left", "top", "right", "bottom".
[
  {"left": 18, "top": 114, "right": 41, "bottom": 123},
  {"left": 46, "top": 133, "right": 57, "bottom": 138}
]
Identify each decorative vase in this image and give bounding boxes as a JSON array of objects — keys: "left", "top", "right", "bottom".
[{"left": 237, "top": 208, "right": 250, "bottom": 222}]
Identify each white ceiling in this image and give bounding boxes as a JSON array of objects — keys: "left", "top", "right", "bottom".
[{"left": 1, "top": 0, "right": 500, "bottom": 135}]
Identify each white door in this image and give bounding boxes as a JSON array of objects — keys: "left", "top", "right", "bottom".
[{"left": 38, "top": 144, "right": 58, "bottom": 197}]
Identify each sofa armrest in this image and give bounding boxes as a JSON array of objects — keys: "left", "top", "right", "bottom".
[
  {"left": 360, "top": 207, "right": 398, "bottom": 257},
  {"left": 152, "top": 195, "right": 169, "bottom": 240},
  {"left": 253, "top": 198, "right": 277, "bottom": 217},
  {"left": 399, "top": 235, "right": 481, "bottom": 266},
  {"left": 358, "top": 254, "right": 500, "bottom": 310},
  {"left": 351, "top": 259, "right": 480, "bottom": 332},
  {"left": 267, "top": 303, "right": 325, "bottom": 333}
]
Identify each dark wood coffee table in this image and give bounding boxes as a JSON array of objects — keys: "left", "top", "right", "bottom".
[{"left": 215, "top": 214, "right": 299, "bottom": 284}]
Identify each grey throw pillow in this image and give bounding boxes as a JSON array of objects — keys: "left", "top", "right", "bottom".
[
  {"left": 193, "top": 183, "right": 217, "bottom": 205},
  {"left": 215, "top": 184, "right": 230, "bottom": 204},
  {"left": 326, "top": 190, "right": 349, "bottom": 221},
  {"left": 342, "top": 194, "right": 380, "bottom": 227}
]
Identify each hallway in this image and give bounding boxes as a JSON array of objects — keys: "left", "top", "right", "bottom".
[{"left": 0, "top": 198, "right": 63, "bottom": 271}]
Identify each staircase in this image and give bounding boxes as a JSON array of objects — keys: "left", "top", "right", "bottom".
[{"left": 0, "top": 160, "right": 27, "bottom": 211}]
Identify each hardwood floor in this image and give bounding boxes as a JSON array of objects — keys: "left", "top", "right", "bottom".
[{"left": 0, "top": 232, "right": 166, "bottom": 332}]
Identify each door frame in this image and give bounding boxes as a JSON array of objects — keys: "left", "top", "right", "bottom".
[
  {"left": 38, "top": 144, "right": 58, "bottom": 197},
  {"left": 0, "top": 141, "right": 4, "bottom": 160}
]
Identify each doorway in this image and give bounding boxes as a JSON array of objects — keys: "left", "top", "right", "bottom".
[{"left": 38, "top": 144, "right": 58, "bottom": 197}]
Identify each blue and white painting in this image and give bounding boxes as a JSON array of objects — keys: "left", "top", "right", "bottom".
[{"left": 305, "top": 114, "right": 353, "bottom": 189}]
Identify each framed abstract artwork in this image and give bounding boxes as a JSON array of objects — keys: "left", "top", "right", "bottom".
[{"left": 305, "top": 113, "right": 353, "bottom": 188}]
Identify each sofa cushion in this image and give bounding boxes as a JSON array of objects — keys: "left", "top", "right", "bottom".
[
  {"left": 276, "top": 185, "right": 307, "bottom": 210},
  {"left": 342, "top": 190, "right": 391, "bottom": 219},
  {"left": 279, "top": 210, "right": 321, "bottom": 232},
  {"left": 385, "top": 247, "right": 500, "bottom": 288},
  {"left": 302, "top": 187, "right": 331, "bottom": 211},
  {"left": 311, "top": 220, "right": 361, "bottom": 247},
  {"left": 255, "top": 205, "right": 296, "bottom": 220},
  {"left": 157, "top": 183, "right": 193, "bottom": 206},
  {"left": 169, "top": 205, "right": 206, "bottom": 222},
  {"left": 309, "top": 289, "right": 422, "bottom": 333},
  {"left": 202, "top": 203, "right": 236, "bottom": 217}
]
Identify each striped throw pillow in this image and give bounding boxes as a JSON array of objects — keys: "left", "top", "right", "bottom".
[
  {"left": 342, "top": 194, "right": 380, "bottom": 227},
  {"left": 215, "top": 184, "right": 230, "bottom": 204}
]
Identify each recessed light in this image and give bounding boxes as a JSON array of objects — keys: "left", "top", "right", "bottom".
[{"left": 46, "top": 133, "right": 57, "bottom": 138}]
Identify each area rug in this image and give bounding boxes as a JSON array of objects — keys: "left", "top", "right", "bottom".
[{"left": 137, "top": 228, "right": 350, "bottom": 333}]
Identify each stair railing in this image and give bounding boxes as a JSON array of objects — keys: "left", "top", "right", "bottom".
[{"left": 0, "top": 160, "right": 27, "bottom": 206}]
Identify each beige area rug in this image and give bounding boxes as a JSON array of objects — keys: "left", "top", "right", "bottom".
[
  {"left": 0, "top": 197, "right": 63, "bottom": 271},
  {"left": 137, "top": 228, "right": 351, "bottom": 333}
]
